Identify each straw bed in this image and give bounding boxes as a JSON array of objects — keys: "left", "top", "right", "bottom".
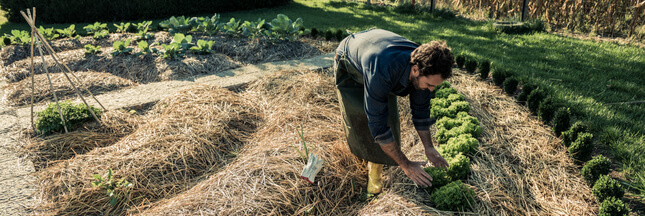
[
  {"left": 31, "top": 85, "right": 261, "bottom": 215},
  {"left": 3, "top": 70, "right": 134, "bottom": 106}
]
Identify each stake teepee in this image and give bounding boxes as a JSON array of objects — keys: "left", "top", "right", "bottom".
[{"left": 21, "top": 8, "right": 106, "bottom": 133}]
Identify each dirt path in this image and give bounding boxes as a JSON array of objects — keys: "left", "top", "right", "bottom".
[{"left": 0, "top": 53, "right": 334, "bottom": 215}]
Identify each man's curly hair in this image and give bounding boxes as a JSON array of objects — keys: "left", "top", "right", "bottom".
[{"left": 409, "top": 41, "right": 454, "bottom": 79}]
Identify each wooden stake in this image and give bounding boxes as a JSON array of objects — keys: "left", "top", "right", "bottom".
[
  {"left": 35, "top": 38, "right": 69, "bottom": 133},
  {"left": 28, "top": 8, "right": 36, "bottom": 133},
  {"left": 20, "top": 10, "right": 103, "bottom": 126}
]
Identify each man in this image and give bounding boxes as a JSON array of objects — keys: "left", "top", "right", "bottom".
[{"left": 334, "top": 29, "right": 454, "bottom": 193}]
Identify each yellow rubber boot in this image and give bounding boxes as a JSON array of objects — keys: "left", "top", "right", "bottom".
[{"left": 367, "top": 162, "right": 384, "bottom": 194}]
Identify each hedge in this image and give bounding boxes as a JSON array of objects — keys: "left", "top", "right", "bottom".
[{"left": 0, "top": 0, "right": 292, "bottom": 23}]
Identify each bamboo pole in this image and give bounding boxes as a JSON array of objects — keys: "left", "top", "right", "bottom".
[
  {"left": 20, "top": 10, "right": 103, "bottom": 126},
  {"left": 28, "top": 8, "right": 36, "bottom": 133}
]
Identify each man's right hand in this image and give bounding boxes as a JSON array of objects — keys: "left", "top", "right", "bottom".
[{"left": 401, "top": 161, "right": 433, "bottom": 187}]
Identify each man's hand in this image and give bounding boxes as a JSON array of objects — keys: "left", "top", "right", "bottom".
[
  {"left": 425, "top": 146, "right": 449, "bottom": 168},
  {"left": 401, "top": 161, "right": 434, "bottom": 187}
]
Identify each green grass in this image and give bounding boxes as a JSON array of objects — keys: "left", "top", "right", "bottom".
[{"left": 1, "top": 0, "right": 644, "bottom": 202}]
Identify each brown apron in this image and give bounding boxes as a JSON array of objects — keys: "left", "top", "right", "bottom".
[{"left": 335, "top": 53, "right": 401, "bottom": 165}]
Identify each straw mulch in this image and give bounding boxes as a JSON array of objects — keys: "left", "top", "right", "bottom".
[
  {"left": 20, "top": 109, "right": 142, "bottom": 171},
  {"left": 3, "top": 70, "right": 135, "bottom": 106},
  {"left": 137, "top": 69, "right": 374, "bottom": 215},
  {"left": 447, "top": 71, "right": 596, "bottom": 215},
  {"left": 30, "top": 85, "right": 262, "bottom": 215},
  {"left": 2, "top": 47, "right": 240, "bottom": 83}
]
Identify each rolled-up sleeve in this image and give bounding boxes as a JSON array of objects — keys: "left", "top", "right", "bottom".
[
  {"left": 364, "top": 75, "right": 394, "bottom": 145},
  {"left": 410, "top": 89, "right": 434, "bottom": 131}
]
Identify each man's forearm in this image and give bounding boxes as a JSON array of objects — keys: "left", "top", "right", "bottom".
[
  {"left": 380, "top": 141, "right": 411, "bottom": 167},
  {"left": 417, "top": 130, "right": 434, "bottom": 150}
]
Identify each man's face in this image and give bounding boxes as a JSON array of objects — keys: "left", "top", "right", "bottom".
[{"left": 410, "top": 65, "right": 444, "bottom": 91}]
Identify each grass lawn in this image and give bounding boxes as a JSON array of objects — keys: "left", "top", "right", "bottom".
[{"left": 1, "top": 0, "right": 644, "bottom": 204}]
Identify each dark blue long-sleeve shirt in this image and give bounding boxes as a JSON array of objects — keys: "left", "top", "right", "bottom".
[{"left": 337, "top": 29, "right": 434, "bottom": 145}]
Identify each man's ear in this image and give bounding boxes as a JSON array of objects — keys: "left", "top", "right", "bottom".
[{"left": 411, "top": 65, "right": 419, "bottom": 76}]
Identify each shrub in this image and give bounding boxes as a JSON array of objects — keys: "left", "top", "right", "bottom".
[
  {"left": 456, "top": 55, "right": 465, "bottom": 68},
  {"left": 598, "top": 197, "right": 630, "bottom": 216},
  {"left": 35, "top": 101, "right": 102, "bottom": 135},
  {"left": 446, "top": 153, "right": 470, "bottom": 180},
  {"left": 527, "top": 88, "right": 546, "bottom": 114},
  {"left": 424, "top": 166, "right": 451, "bottom": 190},
  {"left": 593, "top": 175, "right": 625, "bottom": 203},
  {"left": 430, "top": 180, "right": 475, "bottom": 211},
  {"left": 335, "top": 29, "right": 344, "bottom": 41},
  {"left": 435, "top": 112, "right": 482, "bottom": 144},
  {"left": 492, "top": 67, "right": 509, "bottom": 86},
  {"left": 324, "top": 30, "right": 333, "bottom": 41},
  {"left": 434, "top": 88, "right": 458, "bottom": 99},
  {"left": 552, "top": 107, "right": 571, "bottom": 136},
  {"left": 310, "top": 28, "right": 319, "bottom": 38},
  {"left": 537, "top": 96, "right": 558, "bottom": 125},
  {"left": 479, "top": 60, "right": 490, "bottom": 79},
  {"left": 517, "top": 83, "right": 537, "bottom": 103},
  {"left": 465, "top": 59, "right": 477, "bottom": 73},
  {"left": 439, "top": 133, "right": 479, "bottom": 158},
  {"left": 581, "top": 155, "right": 611, "bottom": 185},
  {"left": 568, "top": 132, "right": 594, "bottom": 162},
  {"left": 503, "top": 77, "right": 518, "bottom": 95},
  {"left": 561, "top": 121, "right": 589, "bottom": 147}
]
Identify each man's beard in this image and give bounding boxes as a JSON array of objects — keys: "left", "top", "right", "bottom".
[{"left": 411, "top": 75, "right": 421, "bottom": 90}]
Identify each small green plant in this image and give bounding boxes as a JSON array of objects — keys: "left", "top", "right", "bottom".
[
  {"left": 434, "top": 87, "right": 458, "bottom": 99},
  {"left": 159, "top": 16, "right": 198, "bottom": 35},
  {"left": 465, "top": 59, "right": 477, "bottom": 73},
  {"left": 456, "top": 55, "right": 466, "bottom": 68},
  {"left": 222, "top": 18, "right": 242, "bottom": 36},
  {"left": 436, "top": 81, "right": 451, "bottom": 90},
  {"left": 0, "top": 36, "right": 6, "bottom": 48},
  {"left": 527, "top": 88, "right": 546, "bottom": 114},
  {"left": 335, "top": 29, "right": 344, "bottom": 41},
  {"left": 91, "top": 168, "right": 132, "bottom": 206},
  {"left": 134, "top": 21, "right": 153, "bottom": 33},
  {"left": 270, "top": 14, "right": 308, "bottom": 41},
  {"left": 35, "top": 101, "right": 102, "bottom": 135},
  {"left": 161, "top": 43, "right": 183, "bottom": 59},
  {"left": 582, "top": 155, "right": 612, "bottom": 185},
  {"left": 446, "top": 153, "right": 471, "bottom": 180},
  {"left": 114, "top": 22, "right": 131, "bottom": 33},
  {"left": 593, "top": 175, "right": 625, "bottom": 203},
  {"left": 479, "top": 60, "right": 490, "bottom": 79},
  {"left": 491, "top": 67, "right": 509, "bottom": 86},
  {"left": 561, "top": 121, "right": 589, "bottom": 147},
  {"left": 430, "top": 180, "right": 475, "bottom": 211},
  {"left": 439, "top": 133, "right": 479, "bottom": 158},
  {"left": 196, "top": 14, "right": 221, "bottom": 36},
  {"left": 552, "top": 107, "right": 571, "bottom": 136},
  {"left": 423, "top": 166, "right": 451, "bottom": 190},
  {"left": 190, "top": 40, "right": 215, "bottom": 54},
  {"left": 93, "top": 30, "right": 109, "bottom": 39},
  {"left": 5, "top": 30, "right": 31, "bottom": 46},
  {"left": 503, "top": 77, "right": 518, "bottom": 95},
  {"left": 291, "top": 123, "right": 310, "bottom": 162},
  {"left": 537, "top": 96, "right": 558, "bottom": 124},
  {"left": 111, "top": 39, "right": 133, "bottom": 56},
  {"left": 84, "top": 44, "right": 102, "bottom": 55},
  {"left": 133, "top": 41, "right": 158, "bottom": 56},
  {"left": 431, "top": 98, "right": 470, "bottom": 120},
  {"left": 172, "top": 33, "right": 193, "bottom": 50},
  {"left": 311, "top": 27, "right": 319, "bottom": 38},
  {"left": 56, "top": 24, "right": 77, "bottom": 39},
  {"left": 38, "top": 26, "right": 60, "bottom": 40},
  {"left": 324, "top": 30, "right": 333, "bottom": 41},
  {"left": 568, "top": 132, "right": 594, "bottom": 163},
  {"left": 83, "top": 22, "right": 108, "bottom": 35},
  {"left": 435, "top": 112, "right": 482, "bottom": 144},
  {"left": 598, "top": 197, "right": 630, "bottom": 216},
  {"left": 241, "top": 18, "right": 266, "bottom": 39}
]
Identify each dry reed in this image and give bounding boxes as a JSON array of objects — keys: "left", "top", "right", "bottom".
[{"left": 30, "top": 85, "right": 261, "bottom": 215}]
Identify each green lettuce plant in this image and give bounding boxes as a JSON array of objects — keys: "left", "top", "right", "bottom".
[
  {"left": 439, "top": 133, "right": 479, "bottom": 158},
  {"left": 435, "top": 112, "right": 482, "bottom": 144},
  {"left": 133, "top": 41, "right": 158, "bottom": 56},
  {"left": 222, "top": 18, "right": 242, "bottom": 36},
  {"left": 431, "top": 99, "right": 470, "bottom": 120},
  {"left": 241, "top": 18, "right": 266, "bottom": 39},
  {"left": 423, "top": 166, "right": 451, "bottom": 190},
  {"left": 35, "top": 101, "right": 102, "bottom": 135},
  {"left": 270, "top": 14, "right": 308, "bottom": 41},
  {"left": 56, "top": 24, "right": 77, "bottom": 39},
  {"left": 434, "top": 87, "right": 458, "bottom": 99},
  {"left": 114, "top": 22, "right": 131, "bottom": 33},
  {"left": 190, "top": 40, "right": 215, "bottom": 54},
  {"left": 83, "top": 22, "right": 108, "bottom": 35},
  {"left": 84, "top": 44, "right": 102, "bottom": 55},
  {"left": 196, "top": 14, "right": 221, "bottom": 36},
  {"left": 430, "top": 180, "right": 475, "bottom": 211},
  {"left": 446, "top": 153, "right": 470, "bottom": 180},
  {"left": 161, "top": 43, "right": 182, "bottom": 59},
  {"left": 159, "top": 16, "right": 198, "bottom": 35},
  {"left": 5, "top": 30, "right": 31, "bottom": 45},
  {"left": 111, "top": 39, "right": 133, "bottom": 56},
  {"left": 38, "top": 26, "right": 60, "bottom": 40}
]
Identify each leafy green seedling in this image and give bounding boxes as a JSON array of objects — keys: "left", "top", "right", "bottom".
[
  {"left": 196, "top": 14, "right": 221, "bottom": 36},
  {"left": 5, "top": 30, "right": 31, "bottom": 46},
  {"left": 91, "top": 168, "right": 132, "bottom": 206},
  {"left": 83, "top": 22, "right": 108, "bottom": 35},
  {"left": 84, "top": 44, "right": 102, "bottom": 55},
  {"left": 291, "top": 123, "right": 310, "bottom": 163},
  {"left": 222, "top": 18, "right": 242, "bottom": 36},
  {"left": 161, "top": 43, "right": 183, "bottom": 59},
  {"left": 38, "top": 26, "right": 60, "bottom": 40},
  {"left": 241, "top": 18, "right": 266, "bottom": 39},
  {"left": 114, "top": 22, "right": 131, "bottom": 33},
  {"left": 111, "top": 39, "right": 133, "bottom": 56},
  {"left": 133, "top": 41, "right": 158, "bottom": 56},
  {"left": 270, "top": 14, "right": 308, "bottom": 41},
  {"left": 56, "top": 24, "right": 77, "bottom": 39},
  {"left": 159, "top": 16, "right": 198, "bottom": 35},
  {"left": 93, "top": 30, "right": 109, "bottom": 39},
  {"left": 190, "top": 40, "right": 215, "bottom": 54}
]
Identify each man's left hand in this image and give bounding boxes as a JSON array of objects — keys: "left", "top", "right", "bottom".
[{"left": 425, "top": 146, "right": 449, "bottom": 168}]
